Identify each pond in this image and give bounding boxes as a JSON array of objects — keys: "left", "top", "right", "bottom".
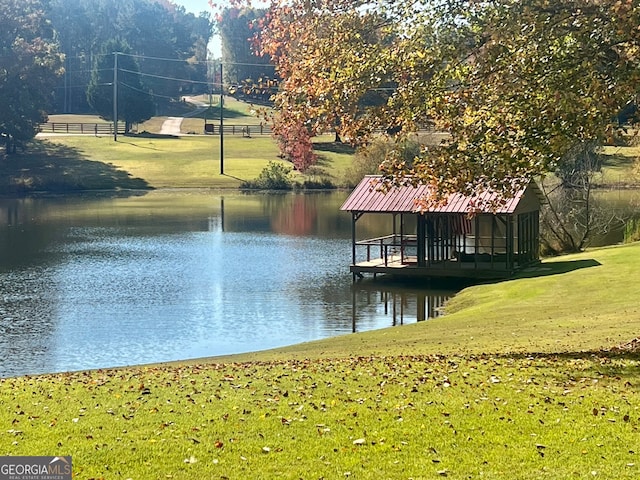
[{"left": 0, "top": 190, "right": 454, "bottom": 377}]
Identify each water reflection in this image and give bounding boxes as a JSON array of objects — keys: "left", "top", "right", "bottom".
[
  {"left": 0, "top": 188, "right": 634, "bottom": 378},
  {"left": 0, "top": 268, "right": 56, "bottom": 374},
  {"left": 0, "top": 190, "right": 453, "bottom": 377},
  {"left": 351, "top": 282, "right": 453, "bottom": 332}
]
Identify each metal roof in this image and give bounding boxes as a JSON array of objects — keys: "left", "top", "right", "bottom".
[{"left": 340, "top": 175, "right": 533, "bottom": 214}]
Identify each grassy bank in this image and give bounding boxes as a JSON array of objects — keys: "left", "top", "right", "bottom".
[
  {"left": 1, "top": 99, "right": 346, "bottom": 193},
  {"left": 2, "top": 243, "right": 640, "bottom": 479},
  {"left": 217, "top": 243, "right": 640, "bottom": 363},
  {"left": 1, "top": 113, "right": 363, "bottom": 193},
  {"left": 0, "top": 133, "right": 353, "bottom": 194}
]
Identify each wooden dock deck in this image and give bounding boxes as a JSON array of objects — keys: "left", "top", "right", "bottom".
[{"left": 350, "top": 254, "right": 520, "bottom": 280}]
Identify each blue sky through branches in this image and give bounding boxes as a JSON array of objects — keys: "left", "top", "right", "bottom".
[{"left": 172, "top": 0, "right": 212, "bottom": 14}]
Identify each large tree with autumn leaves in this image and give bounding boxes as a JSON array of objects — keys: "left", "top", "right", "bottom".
[
  {"left": 250, "top": 0, "right": 640, "bottom": 206},
  {"left": 0, "top": 0, "right": 64, "bottom": 152}
]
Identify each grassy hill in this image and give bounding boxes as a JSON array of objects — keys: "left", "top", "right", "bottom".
[{"left": 1, "top": 243, "right": 639, "bottom": 479}]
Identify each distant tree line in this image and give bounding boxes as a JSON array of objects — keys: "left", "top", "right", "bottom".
[
  {"left": 0, "top": 0, "right": 213, "bottom": 151},
  {"left": 48, "top": 0, "right": 213, "bottom": 114},
  {"left": 217, "top": 7, "right": 276, "bottom": 103}
]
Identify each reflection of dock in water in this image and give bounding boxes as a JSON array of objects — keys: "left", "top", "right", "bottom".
[{"left": 351, "top": 283, "right": 455, "bottom": 333}]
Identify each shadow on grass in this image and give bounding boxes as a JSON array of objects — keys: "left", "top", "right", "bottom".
[
  {"left": 460, "top": 350, "right": 640, "bottom": 386},
  {"left": 223, "top": 173, "right": 246, "bottom": 182},
  {"left": 125, "top": 132, "right": 179, "bottom": 141},
  {"left": 191, "top": 106, "right": 250, "bottom": 120},
  {"left": 0, "top": 140, "right": 151, "bottom": 195},
  {"left": 601, "top": 151, "right": 636, "bottom": 169},
  {"left": 155, "top": 99, "right": 198, "bottom": 117},
  {"left": 314, "top": 141, "right": 357, "bottom": 155},
  {"left": 515, "top": 259, "right": 602, "bottom": 279}
]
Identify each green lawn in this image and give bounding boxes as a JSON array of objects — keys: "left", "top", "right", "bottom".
[
  {"left": 1, "top": 133, "right": 354, "bottom": 194},
  {"left": 53, "top": 135, "right": 283, "bottom": 188},
  {"left": 1, "top": 99, "right": 354, "bottom": 194},
  {"left": 1, "top": 244, "right": 640, "bottom": 479},
  {"left": 601, "top": 145, "right": 640, "bottom": 185},
  {"left": 14, "top": 107, "right": 639, "bottom": 195}
]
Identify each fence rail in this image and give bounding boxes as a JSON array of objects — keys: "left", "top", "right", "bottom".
[
  {"left": 38, "top": 122, "right": 443, "bottom": 138},
  {"left": 203, "top": 124, "right": 273, "bottom": 136},
  {"left": 38, "top": 122, "right": 125, "bottom": 135},
  {"left": 38, "top": 122, "right": 273, "bottom": 136}
]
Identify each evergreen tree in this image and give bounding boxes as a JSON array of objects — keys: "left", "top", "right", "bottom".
[
  {"left": 86, "top": 39, "right": 155, "bottom": 132},
  {"left": 218, "top": 7, "right": 275, "bottom": 99}
]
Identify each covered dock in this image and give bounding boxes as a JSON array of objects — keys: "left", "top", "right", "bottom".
[{"left": 340, "top": 176, "right": 543, "bottom": 280}]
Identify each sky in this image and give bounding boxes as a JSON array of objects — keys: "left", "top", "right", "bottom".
[{"left": 172, "top": 0, "right": 214, "bottom": 14}]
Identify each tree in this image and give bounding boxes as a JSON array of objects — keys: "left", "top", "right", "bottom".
[
  {"left": 217, "top": 7, "right": 275, "bottom": 101},
  {"left": 86, "top": 39, "right": 155, "bottom": 132},
  {"left": 218, "top": 7, "right": 270, "bottom": 85},
  {"left": 256, "top": 0, "right": 640, "bottom": 199},
  {"left": 47, "top": 0, "right": 213, "bottom": 113},
  {"left": 126, "top": 2, "right": 211, "bottom": 99},
  {"left": 0, "top": 0, "right": 64, "bottom": 152},
  {"left": 255, "top": 1, "right": 396, "bottom": 170},
  {"left": 46, "top": 0, "right": 94, "bottom": 113},
  {"left": 540, "top": 142, "right": 618, "bottom": 253}
]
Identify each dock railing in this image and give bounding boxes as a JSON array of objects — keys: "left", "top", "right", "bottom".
[
  {"left": 354, "top": 233, "right": 514, "bottom": 268},
  {"left": 354, "top": 234, "right": 417, "bottom": 266}
]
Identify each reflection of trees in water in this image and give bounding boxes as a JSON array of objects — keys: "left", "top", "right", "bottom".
[
  {"left": 0, "top": 199, "right": 63, "bottom": 269},
  {"left": 272, "top": 194, "right": 317, "bottom": 236},
  {"left": 265, "top": 192, "right": 352, "bottom": 238},
  {"left": 221, "top": 192, "right": 352, "bottom": 236}
]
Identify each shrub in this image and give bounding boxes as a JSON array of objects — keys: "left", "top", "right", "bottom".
[
  {"left": 624, "top": 217, "right": 640, "bottom": 244},
  {"left": 344, "top": 137, "right": 421, "bottom": 187},
  {"left": 240, "top": 161, "right": 293, "bottom": 190},
  {"left": 298, "top": 178, "right": 335, "bottom": 190}
]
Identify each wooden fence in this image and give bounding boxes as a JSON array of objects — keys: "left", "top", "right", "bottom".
[
  {"left": 38, "top": 122, "right": 272, "bottom": 136},
  {"left": 38, "top": 122, "right": 125, "bottom": 135},
  {"left": 203, "top": 124, "right": 272, "bottom": 136}
]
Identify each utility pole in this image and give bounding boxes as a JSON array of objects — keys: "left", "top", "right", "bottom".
[
  {"left": 219, "top": 62, "right": 224, "bottom": 175},
  {"left": 64, "top": 55, "right": 69, "bottom": 112},
  {"left": 113, "top": 52, "right": 119, "bottom": 142}
]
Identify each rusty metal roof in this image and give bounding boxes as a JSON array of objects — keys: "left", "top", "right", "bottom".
[{"left": 340, "top": 175, "right": 534, "bottom": 214}]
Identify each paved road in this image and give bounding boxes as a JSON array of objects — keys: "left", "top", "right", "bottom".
[
  {"left": 159, "top": 116, "right": 184, "bottom": 135},
  {"left": 159, "top": 96, "right": 209, "bottom": 135}
]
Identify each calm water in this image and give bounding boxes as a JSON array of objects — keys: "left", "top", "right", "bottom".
[{"left": 0, "top": 190, "right": 453, "bottom": 377}]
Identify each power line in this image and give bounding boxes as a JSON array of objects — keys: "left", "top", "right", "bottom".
[
  {"left": 57, "top": 51, "right": 280, "bottom": 112},
  {"left": 122, "top": 52, "right": 201, "bottom": 63},
  {"left": 120, "top": 82, "right": 178, "bottom": 101},
  {"left": 63, "top": 53, "right": 276, "bottom": 89},
  {"left": 120, "top": 68, "right": 211, "bottom": 86},
  {"left": 119, "top": 51, "right": 275, "bottom": 68}
]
